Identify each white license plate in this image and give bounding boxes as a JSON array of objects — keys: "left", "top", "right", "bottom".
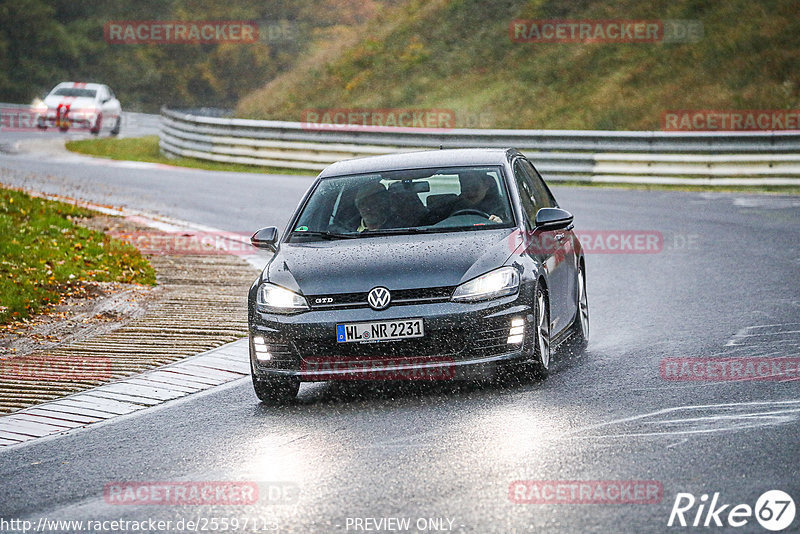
[{"left": 336, "top": 318, "right": 424, "bottom": 343}]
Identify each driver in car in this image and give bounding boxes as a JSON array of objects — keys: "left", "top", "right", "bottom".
[{"left": 425, "top": 170, "right": 506, "bottom": 224}]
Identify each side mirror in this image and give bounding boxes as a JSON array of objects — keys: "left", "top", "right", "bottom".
[
  {"left": 534, "top": 207, "right": 574, "bottom": 230},
  {"left": 250, "top": 226, "right": 279, "bottom": 252}
]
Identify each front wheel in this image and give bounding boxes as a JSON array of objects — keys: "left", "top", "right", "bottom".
[
  {"left": 567, "top": 264, "right": 589, "bottom": 350},
  {"left": 90, "top": 113, "right": 102, "bottom": 135},
  {"left": 110, "top": 116, "right": 121, "bottom": 136},
  {"left": 252, "top": 374, "right": 299, "bottom": 404},
  {"left": 526, "top": 284, "right": 551, "bottom": 379}
]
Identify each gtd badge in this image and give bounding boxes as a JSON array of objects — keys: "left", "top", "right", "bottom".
[{"left": 367, "top": 287, "right": 391, "bottom": 310}]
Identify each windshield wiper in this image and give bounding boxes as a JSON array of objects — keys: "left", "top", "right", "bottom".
[
  {"left": 358, "top": 227, "right": 429, "bottom": 236},
  {"left": 291, "top": 230, "right": 359, "bottom": 240}
]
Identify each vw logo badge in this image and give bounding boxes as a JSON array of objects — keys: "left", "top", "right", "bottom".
[{"left": 367, "top": 287, "right": 391, "bottom": 310}]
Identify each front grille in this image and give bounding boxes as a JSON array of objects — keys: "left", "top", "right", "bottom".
[
  {"left": 307, "top": 286, "right": 454, "bottom": 310},
  {"left": 393, "top": 286, "right": 454, "bottom": 302}
]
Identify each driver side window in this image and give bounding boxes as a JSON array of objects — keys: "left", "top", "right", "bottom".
[
  {"left": 520, "top": 159, "right": 556, "bottom": 209},
  {"left": 513, "top": 160, "right": 537, "bottom": 230}
]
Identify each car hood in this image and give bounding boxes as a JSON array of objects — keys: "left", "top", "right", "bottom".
[
  {"left": 43, "top": 95, "right": 96, "bottom": 110},
  {"left": 265, "top": 228, "right": 517, "bottom": 295}
]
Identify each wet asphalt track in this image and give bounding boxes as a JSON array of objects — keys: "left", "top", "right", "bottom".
[{"left": 1, "top": 125, "right": 799, "bottom": 533}]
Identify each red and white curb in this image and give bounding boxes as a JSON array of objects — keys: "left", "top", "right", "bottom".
[{"left": 0, "top": 338, "right": 249, "bottom": 448}]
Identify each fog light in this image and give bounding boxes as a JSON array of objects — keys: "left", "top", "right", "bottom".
[
  {"left": 507, "top": 317, "right": 525, "bottom": 344},
  {"left": 252, "top": 335, "right": 272, "bottom": 362}
]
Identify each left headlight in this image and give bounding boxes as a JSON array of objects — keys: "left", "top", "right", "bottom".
[
  {"left": 31, "top": 99, "right": 47, "bottom": 112},
  {"left": 451, "top": 266, "right": 520, "bottom": 302},
  {"left": 256, "top": 282, "right": 309, "bottom": 313}
]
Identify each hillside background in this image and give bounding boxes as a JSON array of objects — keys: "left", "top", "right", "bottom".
[
  {"left": 2, "top": 0, "right": 798, "bottom": 129},
  {"left": 236, "top": 0, "right": 800, "bottom": 129},
  {"left": 0, "top": 0, "right": 392, "bottom": 111}
]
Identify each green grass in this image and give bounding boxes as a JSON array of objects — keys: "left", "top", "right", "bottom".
[
  {"left": 0, "top": 187, "right": 156, "bottom": 324},
  {"left": 65, "top": 136, "right": 316, "bottom": 176}
]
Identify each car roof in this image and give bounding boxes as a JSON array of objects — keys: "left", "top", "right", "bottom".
[{"left": 317, "top": 148, "right": 522, "bottom": 178}]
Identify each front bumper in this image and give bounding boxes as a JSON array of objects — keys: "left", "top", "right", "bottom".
[
  {"left": 249, "top": 295, "right": 534, "bottom": 381},
  {"left": 38, "top": 111, "right": 96, "bottom": 129}
]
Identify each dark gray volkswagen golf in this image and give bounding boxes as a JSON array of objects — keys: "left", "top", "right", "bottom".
[{"left": 248, "top": 148, "right": 589, "bottom": 402}]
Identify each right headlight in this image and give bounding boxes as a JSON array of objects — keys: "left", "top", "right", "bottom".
[
  {"left": 256, "top": 282, "right": 309, "bottom": 313},
  {"left": 451, "top": 267, "right": 520, "bottom": 302}
]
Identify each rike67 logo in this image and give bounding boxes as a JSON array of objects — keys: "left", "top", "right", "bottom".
[{"left": 668, "top": 490, "right": 796, "bottom": 531}]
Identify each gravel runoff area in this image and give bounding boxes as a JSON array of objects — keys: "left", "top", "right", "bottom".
[{"left": 0, "top": 203, "right": 259, "bottom": 415}]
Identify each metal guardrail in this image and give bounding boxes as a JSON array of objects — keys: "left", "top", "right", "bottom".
[{"left": 159, "top": 107, "right": 800, "bottom": 185}]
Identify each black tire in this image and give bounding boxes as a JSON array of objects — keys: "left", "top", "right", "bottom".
[
  {"left": 526, "top": 283, "right": 551, "bottom": 379},
  {"left": 252, "top": 374, "right": 299, "bottom": 404},
  {"left": 110, "top": 116, "right": 121, "bottom": 136},
  {"left": 566, "top": 263, "right": 589, "bottom": 351},
  {"left": 58, "top": 126, "right": 68, "bottom": 132},
  {"left": 90, "top": 113, "right": 102, "bottom": 135}
]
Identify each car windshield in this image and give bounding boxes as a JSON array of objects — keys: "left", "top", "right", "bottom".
[
  {"left": 290, "top": 165, "right": 515, "bottom": 240},
  {"left": 51, "top": 87, "right": 97, "bottom": 98}
]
